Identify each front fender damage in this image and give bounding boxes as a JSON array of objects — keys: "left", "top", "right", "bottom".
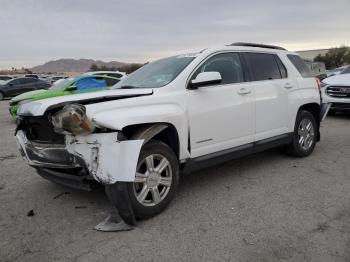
[{"left": 66, "top": 132, "right": 143, "bottom": 184}]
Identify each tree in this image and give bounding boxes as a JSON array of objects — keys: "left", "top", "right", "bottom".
[
  {"left": 117, "top": 63, "right": 146, "bottom": 74},
  {"left": 314, "top": 46, "right": 350, "bottom": 69},
  {"left": 89, "top": 64, "right": 99, "bottom": 71}
]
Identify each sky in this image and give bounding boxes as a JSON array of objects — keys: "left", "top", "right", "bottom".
[{"left": 0, "top": 0, "right": 349, "bottom": 69}]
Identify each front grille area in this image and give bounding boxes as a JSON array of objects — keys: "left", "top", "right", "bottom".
[
  {"left": 17, "top": 115, "right": 65, "bottom": 144},
  {"left": 326, "top": 86, "right": 350, "bottom": 98}
]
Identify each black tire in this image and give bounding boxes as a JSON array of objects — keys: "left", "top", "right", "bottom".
[
  {"left": 108, "top": 140, "right": 179, "bottom": 220},
  {"left": 0, "top": 92, "right": 4, "bottom": 100},
  {"left": 327, "top": 109, "right": 336, "bottom": 116},
  {"left": 286, "top": 110, "right": 318, "bottom": 157}
]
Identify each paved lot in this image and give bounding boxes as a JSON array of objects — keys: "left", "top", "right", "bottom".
[{"left": 0, "top": 100, "right": 350, "bottom": 262}]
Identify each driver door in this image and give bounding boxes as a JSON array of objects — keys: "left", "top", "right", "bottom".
[{"left": 187, "top": 52, "right": 255, "bottom": 158}]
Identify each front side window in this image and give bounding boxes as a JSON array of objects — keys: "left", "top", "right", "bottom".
[
  {"left": 244, "top": 53, "right": 282, "bottom": 81},
  {"left": 192, "top": 52, "right": 244, "bottom": 85},
  {"left": 113, "top": 55, "right": 196, "bottom": 89},
  {"left": 287, "top": 54, "right": 312, "bottom": 78}
]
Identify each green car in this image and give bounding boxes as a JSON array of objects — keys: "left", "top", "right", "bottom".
[{"left": 9, "top": 74, "right": 120, "bottom": 117}]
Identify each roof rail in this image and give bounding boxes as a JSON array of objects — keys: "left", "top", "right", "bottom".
[{"left": 229, "top": 42, "right": 287, "bottom": 51}]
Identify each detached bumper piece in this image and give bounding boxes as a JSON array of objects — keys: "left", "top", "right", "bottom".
[
  {"left": 95, "top": 183, "right": 136, "bottom": 232},
  {"left": 36, "top": 167, "right": 92, "bottom": 191}
]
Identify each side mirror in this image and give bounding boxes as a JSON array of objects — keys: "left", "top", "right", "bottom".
[
  {"left": 189, "top": 72, "right": 222, "bottom": 89},
  {"left": 65, "top": 85, "right": 77, "bottom": 91},
  {"left": 8, "top": 83, "right": 13, "bottom": 87}
]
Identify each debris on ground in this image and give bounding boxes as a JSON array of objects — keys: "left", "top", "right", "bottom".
[
  {"left": 74, "top": 206, "right": 87, "bottom": 209},
  {"left": 27, "top": 210, "right": 35, "bottom": 217},
  {"left": 0, "top": 154, "right": 17, "bottom": 161},
  {"left": 53, "top": 192, "right": 70, "bottom": 199}
]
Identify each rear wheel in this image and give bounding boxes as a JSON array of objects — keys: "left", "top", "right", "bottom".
[{"left": 286, "top": 110, "right": 317, "bottom": 157}]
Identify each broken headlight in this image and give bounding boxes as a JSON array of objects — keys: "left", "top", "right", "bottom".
[{"left": 51, "top": 104, "right": 95, "bottom": 135}]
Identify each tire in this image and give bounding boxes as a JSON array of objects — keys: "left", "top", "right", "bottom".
[
  {"left": 327, "top": 109, "right": 336, "bottom": 116},
  {"left": 286, "top": 110, "right": 318, "bottom": 157},
  {"left": 108, "top": 140, "right": 179, "bottom": 220},
  {"left": 0, "top": 92, "right": 4, "bottom": 100}
]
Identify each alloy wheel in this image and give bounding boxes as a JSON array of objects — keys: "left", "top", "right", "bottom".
[
  {"left": 133, "top": 154, "right": 173, "bottom": 207},
  {"left": 298, "top": 119, "right": 315, "bottom": 151}
]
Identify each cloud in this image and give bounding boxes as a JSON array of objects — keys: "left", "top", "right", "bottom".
[{"left": 0, "top": 0, "right": 349, "bottom": 68}]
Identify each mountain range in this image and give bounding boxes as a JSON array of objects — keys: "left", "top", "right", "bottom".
[{"left": 30, "top": 59, "right": 129, "bottom": 73}]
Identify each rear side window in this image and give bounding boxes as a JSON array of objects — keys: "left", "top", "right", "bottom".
[
  {"left": 26, "top": 78, "right": 38, "bottom": 83},
  {"left": 106, "top": 73, "right": 123, "bottom": 78},
  {"left": 287, "top": 54, "right": 312, "bottom": 78},
  {"left": 244, "top": 53, "right": 283, "bottom": 81}
]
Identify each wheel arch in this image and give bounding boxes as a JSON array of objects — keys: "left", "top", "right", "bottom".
[
  {"left": 122, "top": 123, "right": 180, "bottom": 158},
  {"left": 298, "top": 103, "right": 320, "bottom": 124}
]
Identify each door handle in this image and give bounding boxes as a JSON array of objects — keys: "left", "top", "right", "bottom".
[
  {"left": 284, "top": 83, "right": 293, "bottom": 89},
  {"left": 237, "top": 88, "right": 251, "bottom": 95}
]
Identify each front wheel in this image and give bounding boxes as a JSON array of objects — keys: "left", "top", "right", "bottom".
[
  {"left": 0, "top": 92, "right": 4, "bottom": 100},
  {"left": 107, "top": 140, "right": 179, "bottom": 220},
  {"left": 286, "top": 110, "right": 318, "bottom": 157}
]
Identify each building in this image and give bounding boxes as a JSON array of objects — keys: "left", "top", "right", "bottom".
[{"left": 296, "top": 49, "right": 330, "bottom": 61}]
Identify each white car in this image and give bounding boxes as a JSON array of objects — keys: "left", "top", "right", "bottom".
[
  {"left": 15, "top": 43, "right": 327, "bottom": 228},
  {"left": 321, "top": 73, "right": 350, "bottom": 113},
  {"left": 326, "top": 65, "right": 350, "bottom": 77}
]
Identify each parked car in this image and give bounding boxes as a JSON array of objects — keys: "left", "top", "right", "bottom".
[
  {"left": 49, "top": 76, "right": 67, "bottom": 84},
  {"left": 0, "top": 75, "right": 12, "bottom": 81},
  {"left": 0, "top": 77, "right": 50, "bottom": 100},
  {"left": 15, "top": 43, "right": 328, "bottom": 227},
  {"left": 9, "top": 74, "right": 120, "bottom": 117},
  {"left": 84, "top": 70, "right": 127, "bottom": 79},
  {"left": 321, "top": 73, "right": 350, "bottom": 113},
  {"left": 326, "top": 65, "right": 349, "bottom": 77},
  {"left": 25, "top": 74, "right": 39, "bottom": 79}
]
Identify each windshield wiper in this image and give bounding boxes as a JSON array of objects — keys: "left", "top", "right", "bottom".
[{"left": 119, "top": 85, "right": 139, "bottom": 89}]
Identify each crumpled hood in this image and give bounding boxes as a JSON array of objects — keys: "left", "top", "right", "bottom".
[
  {"left": 17, "top": 88, "right": 153, "bottom": 116},
  {"left": 323, "top": 74, "right": 350, "bottom": 86}
]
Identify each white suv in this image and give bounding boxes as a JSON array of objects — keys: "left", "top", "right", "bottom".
[
  {"left": 15, "top": 43, "right": 327, "bottom": 226},
  {"left": 321, "top": 73, "right": 350, "bottom": 113}
]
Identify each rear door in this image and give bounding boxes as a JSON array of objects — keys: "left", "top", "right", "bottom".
[
  {"left": 187, "top": 52, "right": 255, "bottom": 157},
  {"left": 243, "top": 52, "right": 293, "bottom": 141}
]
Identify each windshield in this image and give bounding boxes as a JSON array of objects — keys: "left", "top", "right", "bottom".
[
  {"left": 340, "top": 66, "right": 350, "bottom": 75},
  {"left": 49, "top": 78, "right": 73, "bottom": 90},
  {"left": 112, "top": 55, "right": 196, "bottom": 89}
]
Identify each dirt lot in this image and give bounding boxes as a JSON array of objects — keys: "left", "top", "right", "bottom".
[{"left": 0, "top": 100, "right": 350, "bottom": 262}]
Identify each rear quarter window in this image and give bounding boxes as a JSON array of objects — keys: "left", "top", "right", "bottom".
[{"left": 287, "top": 54, "right": 312, "bottom": 78}]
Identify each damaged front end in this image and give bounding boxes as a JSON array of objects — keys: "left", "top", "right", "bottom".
[
  {"left": 16, "top": 103, "right": 145, "bottom": 230},
  {"left": 16, "top": 103, "right": 144, "bottom": 186}
]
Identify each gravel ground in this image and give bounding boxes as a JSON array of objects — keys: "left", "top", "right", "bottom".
[{"left": 0, "top": 100, "right": 350, "bottom": 262}]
